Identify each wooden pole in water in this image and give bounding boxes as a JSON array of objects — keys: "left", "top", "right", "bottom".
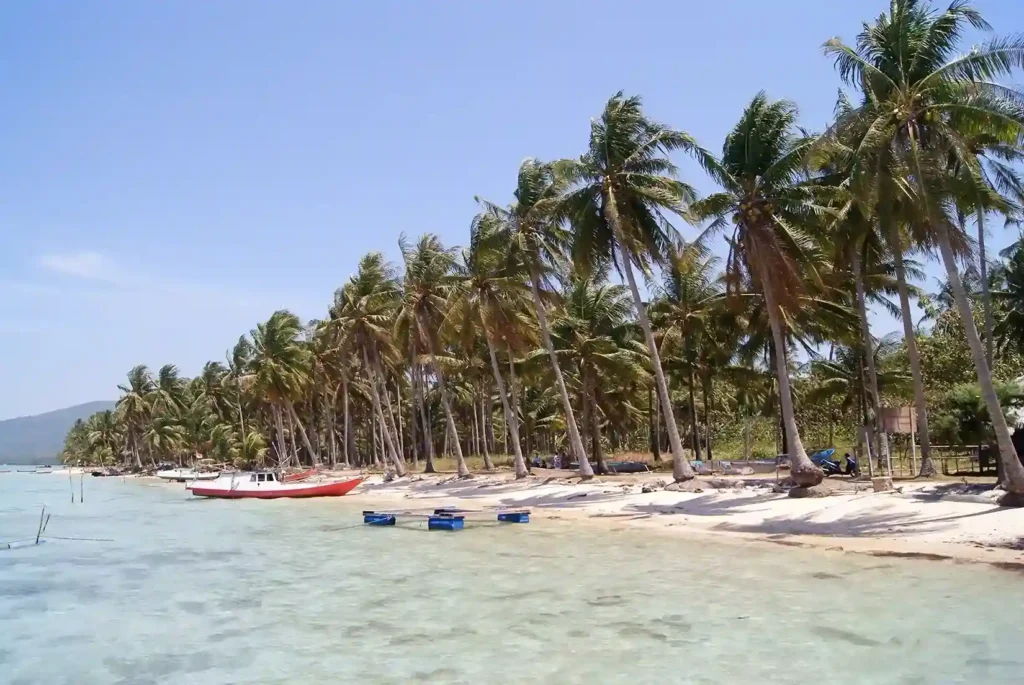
[
  {"left": 68, "top": 468, "right": 75, "bottom": 503},
  {"left": 80, "top": 472, "right": 85, "bottom": 503},
  {"left": 35, "top": 506, "right": 46, "bottom": 544}
]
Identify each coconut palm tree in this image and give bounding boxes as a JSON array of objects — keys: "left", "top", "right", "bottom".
[
  {"left": 152, "top": 364, "right": 187, "bottom": 419},
  {"left": 332, "top": 253, "right": 407, "bottom": 476},
  {"left": 447, "top": 215, "right": 536, "bottom": 478},
  {"left": 397, "top": 234, "right": 470, "bottom": 477},
  {"left": 248, "top": 310, "right": 318, "bottom": 467},
  {"left": 650, "top": 243, "right": 725, "bottom": 461},
  {"left": 87, "top": 410, "right": 123, "bottom": 466},
  {"left": 550, "top": 269, "right": 649, "bottom": 473},
  {"left": 559, "top": 92, "right": 701, "bottom": 482},
  {"left": 687, "top": 93, "right": 826, "bottom": 486},
  {"left": 824, "top": 0, "right": 1024, "bottom": 495},
  {"left": 477, "top": 159, "right": 594, "bottom": 478},
  {"left": 116, "top": 364, "right": 155, "bottom": 469}
]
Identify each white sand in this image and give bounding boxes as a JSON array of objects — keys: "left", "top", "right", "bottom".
[{"left": 345, "top": 471, "right": 1024, "bottom": 569}]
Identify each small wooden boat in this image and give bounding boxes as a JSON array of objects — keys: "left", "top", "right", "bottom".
[
  {"left": 156, "top": 468, "right": 220, "bottom": 483},
  {"left": 282, "top": 467, "right": 317, "bottom": 482},
  {"left": 187, "top": 471, "right": 363, "bottom": 499}
]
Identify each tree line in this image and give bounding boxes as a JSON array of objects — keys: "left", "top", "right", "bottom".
[{"left": 60, "top": 0, "right": 1024, "bottom": 498}]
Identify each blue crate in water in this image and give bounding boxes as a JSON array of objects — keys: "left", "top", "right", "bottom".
[
  {"left": 363, "top": 513, "right": 396, "bottom": 526},
  {"left": 428, "top": 515, "right": 464, "bottom": 531},
  {"left": 497, "top": 512, "right": 529, "bottom": 524}
]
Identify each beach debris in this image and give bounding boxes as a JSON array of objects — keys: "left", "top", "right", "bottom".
[
  {"left": 872, "top": 477, "right": 894, "bottom": 492},
  {"left": 641, "top": 480, "right": 665, "bottom": 494}
]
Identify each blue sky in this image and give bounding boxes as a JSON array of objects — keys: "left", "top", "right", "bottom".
[{"left": 1, "top": 0, "right": 1021, "bottom": 419}]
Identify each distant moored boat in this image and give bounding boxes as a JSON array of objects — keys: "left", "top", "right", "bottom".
[{"left": 156, "top": 468, "right": 220, "bottom": 483}]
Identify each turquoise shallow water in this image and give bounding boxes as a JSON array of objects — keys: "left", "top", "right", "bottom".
[{"left": 1, "top": 472, "right": 1023, "bottom": 684}]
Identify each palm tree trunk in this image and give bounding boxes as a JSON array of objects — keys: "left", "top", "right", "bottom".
[
  {"left": 272, "top": 403, "right": 288, "bottom": 467},
  {"left": 654, "top": 385, "right": 662, "bottom": 458},
  {"left": 687, "top": 366, "right": 702, "bottom": 462},
  {"left": 581, "top": 366, "right": 593, "bottom": 467},
  {"left": 327, "top": 389, "right": 337, "bottom": 468},
  {"left": 649, "top": 386, "right": 661, "bottom": 462},
  {"left": 937, "top": 225, "right": 1024, "bottom": 496},
  {"left": 853, "top": 247, "right": 887, "bottom": 476},
  {"left": 615, "top": 239, "right": 694, "bottom": 481},
  {"left": 285, "top": 399, "right": 318, "bottom": 466},
  {"left": 483, "top": 330, "right": 527, "bottom": 478},
  {"left": 396, "top": 376, "right": 405, "bottom": 460},
  {"left": 371, "top": 355, "right": 403, "bottom": 462},
  {"left": 470, "top": 398, "right": 479, "bottom": 457},
  {"left": 480, "top": 395, "right": 494, "bottom": 470},
  {"left": 132, "top": 430, "right": 143, "bottom": 469},
  {"left": 237, "top": 396, "right": 246, "bottom": 443},
  {"left": 892, "top": 239, "right": 935, "bottom": 476},
  {"left": 409, "top": 366, "right": 419, "bottom": 467},
  {"left": 702, "top": 375, "right": 713, "bottom": 461},
  {"left": 589, "top": 384, "right": 607, "bottom": 475},
  {"left": 528, "top": 264, "right": 593, "bottom": 478},
  {"left": 487, "top": 397, "right": 496, "bottom": 453},
  {"left": 978, "top": 207, "right": 994, "bottom": 371},
  {"left": 341, "top": 375, "right": 350, "bottom": 467},
  {"left": 416, "top": 364, "right": 435, "bottom": 473},
  {"left": 363, "top": 347, "right": 406, "bottom": 476},
  {"left": 507, "top": 348, "right": 522, "bottom": 460},
  {"left": 419, "top": 322, "right": 469, "bottom": 478},
  {"left": 758, "top": 263, "right": 822, "bottom": 487},
  {"left": 286, "top": 408, "right": 299, "bottom": 465}
]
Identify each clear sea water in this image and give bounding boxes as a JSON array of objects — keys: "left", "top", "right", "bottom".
[{"left": 1, "top": 472, "right": 1022, "bottom": 684}]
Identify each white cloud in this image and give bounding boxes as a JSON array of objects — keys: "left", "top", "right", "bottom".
[
  {"left": 38, "top": 251, "right": 117, "bottom": 281},
  {"left": 26, "top": 249, "right": 315, "bottom": 315}
]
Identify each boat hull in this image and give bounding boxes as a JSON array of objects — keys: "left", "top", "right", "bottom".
[
  {"left": 282, "top": 468, "right": 317, "bottom": 482},
  {"left": 189, "top": 477, "right": 363, "bottom": 499}
]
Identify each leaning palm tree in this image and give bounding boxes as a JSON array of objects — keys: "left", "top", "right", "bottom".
[
  {"left": 824, "top": 0, "right": 1024, "bottom": 496},
  {"left": 447, "top": 215, "right": 536, "bottom": 478},
  {"left": 476, "top": 160, "right": 594, "bottom": 478},
  {"left": 397, "top": 236, "right": 473, "bottom": 477},
  {"left": 558, "top": 93, "right": 703, "bottom": 481},
  {"left": 688, "top": 93, "right": 826, "bottom": 486}
]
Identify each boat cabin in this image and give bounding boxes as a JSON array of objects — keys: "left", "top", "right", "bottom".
[{"left": 250, "top": 472, "right": 279, "bottom": 483}]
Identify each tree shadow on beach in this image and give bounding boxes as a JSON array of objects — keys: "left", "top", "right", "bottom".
[
  {"left": 710, "top": 504, "right": 1008, "bottom": 538},
  {"left": 625, "top": 492, "right": 782, "bottom": 518}
]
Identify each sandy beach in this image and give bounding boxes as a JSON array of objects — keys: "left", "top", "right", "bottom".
[
  {"left": 55, "top": 466, "right": 1024, "bottom": 570},
  {"left": 341, "top": 470, "right": 1024, "bottom": 571}
]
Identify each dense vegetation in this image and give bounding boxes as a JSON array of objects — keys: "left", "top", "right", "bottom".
[{"left": 61, "top": 0, "right": 1024, "bottom": 496}]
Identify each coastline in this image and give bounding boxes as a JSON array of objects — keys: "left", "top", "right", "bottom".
[
  {"left": 343, "top": 470, "right": 1024, "bottom": 571},
  {"left": 55, "top": 467, "right": 1024, "bottom": 570}
]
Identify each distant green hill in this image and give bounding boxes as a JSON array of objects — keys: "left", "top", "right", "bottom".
[{"left": 0, "top": 401, "right": 115, "bottom": 465}]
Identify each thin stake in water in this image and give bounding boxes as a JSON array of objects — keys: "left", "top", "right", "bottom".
[{"left": 35, "top": 506, "right": 46, "bottom": 545}]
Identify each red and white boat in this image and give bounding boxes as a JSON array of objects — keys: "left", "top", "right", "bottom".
[{"left": 187, "top": 471, "right": 363, "bottom": 499}]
